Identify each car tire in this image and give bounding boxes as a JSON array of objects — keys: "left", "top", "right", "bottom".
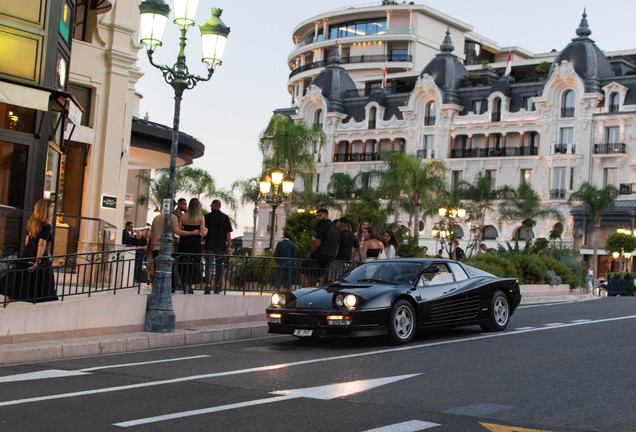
[
  {"left": 388, "top": 299, "right": 416, "bottom": 345},
  {"left": 480, "top": 291, "right": 510, "bottom": 332}
]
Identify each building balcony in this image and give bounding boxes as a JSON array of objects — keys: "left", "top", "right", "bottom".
[
  {"left": 620, "top": 184, "right": 633, "bottom": 195},
  {"left": 561, "top": 107, "right": 575, "bottom": 118},
  {"left": 424, "top": 116, "right": 436, "bottom": 126},
  {"left": 450, "top": 146, "right": 538, "bottom": 159},
  {"left": 291, "top": 26, "right": 414, "bottom": 53},
  {"left": 552, "top": 143, "right": 576, "bottom": 154},
  {"left": 594, "top": 143, "right": 625, "bottom": 154},
  {"left": 334, "top": 152, "right": 377, "bottom": 162},
  {"left": 549, "top": 189, "right": 567, "bottom": 200},
  {"left": 609, "top": 104, "right": 620, "bottom": 113},
  {"left": 491, "top": 112, "right": 501, "bottom": 122},
  {"left": 416, "top": 148, "right": 435, "bottom": 159},
  {"left": 289, "top": 54, "right": 413, "bottom": 78}
]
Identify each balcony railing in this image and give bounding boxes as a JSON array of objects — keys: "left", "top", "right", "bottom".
[
  {"left": 553, "top": 143, "right": 576, "bottom": 154},
  {"left": 492, "top": 112, "right": 501, "bottom": 122},
  {"left": 550, "top": 189, "right": 567, "bottom": 200},
  {"left": 424, "top": 116, "right": 436, "bottom": 126},
  {"left": 416, "top": 148, "right": 435, "bottom": 159},
  {"left": 289, "top": 54, "right": 413, "bottom": 78},
  {"left": 594, "top": 143, "right": 626, "bottom": 154},
  {"left": 450, "top": 146, "right": 538, "bottom": 159},
  {"left": 334, "top": 152, "right": 378, "bottom": 162},
  {"left": 609, "top": 104, "right": 620, "bottom": 113},
  {"left": 561, "top": 107, "right": 575, "bottom": 117},
  {"left": 620, "top": 184, "right": 633, "bottom": 195},
  {"left": 292, "top": 24, "right": 414, "bottom": 52}
]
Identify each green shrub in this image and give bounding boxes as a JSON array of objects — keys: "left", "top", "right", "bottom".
[
  {"left": 508, "top": 254, "right": 549, "bottom": 284},
  {"left": 236, "top": 247, "right": 251, "bottom": 256},
  {"left": 537, "top": 255, "right": 580, "bottom": 289},
  {"left": 468, "top": 253, "right": 518, "bottom": 279}
]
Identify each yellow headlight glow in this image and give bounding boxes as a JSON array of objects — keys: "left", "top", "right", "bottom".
[
  {"left": 344, "top": 294, "right": 357, "bottom": 307},
  {"left": 271, "top": 293, "right": 281, "bottom": 305}
]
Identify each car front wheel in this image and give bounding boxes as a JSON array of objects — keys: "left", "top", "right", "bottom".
[
  {"left": 388, "top": 299, "right": 416, "bottom": 344},
  {"left": 480, "top": 291, "right": 509, "bottom": 332}
]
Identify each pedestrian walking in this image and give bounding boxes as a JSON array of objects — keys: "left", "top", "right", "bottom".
[
  {"left": 204, "top": 199, "right": 233, "bottom": 294},
  {"left": 359, "top": 226, "right": 385, "bottom": 261},
  {"left": 381, "top": 230, "right": 399, "bottom": 259},
  {"left": 335, "top": 217, "right": 361, "bottom": 262},
  {"left": 131, "top": 229, "right": 147, "bottom": 283},
  {"left": 0, "top": 199, "right": 58, "bottom": 305},
  {"left": 122, "top": 221, "right": 133, "bottom": 246},
  {"left": 302, "top": 209, "right": 339, "bottom": 287},
  {"left": 452, "top": 240, "right": 465, "bottom": 261},
  {"left": 274, "top": 231, "right": 296, "bottom": 290}
]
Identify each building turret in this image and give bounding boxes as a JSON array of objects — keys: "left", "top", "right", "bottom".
[{"left": 310, "top": 43, "right": 357, "bottom": 113}]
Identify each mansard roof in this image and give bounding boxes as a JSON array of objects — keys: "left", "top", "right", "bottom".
[{"left": 310, "top": 43, "right": 357, "bottom": 113}]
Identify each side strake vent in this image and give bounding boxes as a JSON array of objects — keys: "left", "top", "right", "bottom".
[{"left": 430, "top": 294, "right": 480, "bottom": 322}]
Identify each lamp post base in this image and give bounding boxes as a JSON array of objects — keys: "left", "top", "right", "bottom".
[
  {"left": 145, "top": 247, "right": 176, "bottom": 333},
  {"left": 145, "top": 309, "right": 176, "bottom": 333}
]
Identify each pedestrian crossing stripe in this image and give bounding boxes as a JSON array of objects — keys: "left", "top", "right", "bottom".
[{"left": 480, "top": 422, "right": 555, "bottom": 432}]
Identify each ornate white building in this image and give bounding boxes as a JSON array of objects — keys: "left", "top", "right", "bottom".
[{"left": 248, "top": 3, "right": 636, "bottom": 275}]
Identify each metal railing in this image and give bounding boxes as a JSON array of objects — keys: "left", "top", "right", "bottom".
[
  {"left": 450, "top": 146, "right": 538, "bottom": 158},
  {"left": 609, "top": 104, "right": 620, "bottom": 113},
  {"left": 334, "top": 152, "right": 378, "bottom": 162},
  {"left": 169, "top": 254, "right": 363, "bottom": 294},
  {"left": 595, "top": 143, "right": 625, "bottom": 154},
  {"left": 424, "top": 116, "right": 436, "bottom": 126},
  {"left": 289, "top": 54, "right": 413, "bottom": 78},
  {"left": 416, "top": 148, "right": 434, "bottom": 159},
  {"left": 620, "top": 184, "right": 632, "bottom": 195},
  {"left": 553, "top": 143, "right": 576, "bottom": 154},
  {"left": 1, "top": 249, "right": 140, "bottom": 306},
  {"left": 550, "top": 189, "right": 567, "bottom": 200},
  {"left": 561, "top": 107, "right": 575, "bottom": 117}
]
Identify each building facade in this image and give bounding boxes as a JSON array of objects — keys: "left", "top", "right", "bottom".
[{"left": 251, "top": 2, "right": 636, "bottom": 276}]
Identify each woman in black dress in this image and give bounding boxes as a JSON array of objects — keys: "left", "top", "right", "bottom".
[
  {"left": 2, "top": 199, "right": 59, "bottom": 305},
  {"left": 176, "top": 198, "right": 207, "bottom": 294}
]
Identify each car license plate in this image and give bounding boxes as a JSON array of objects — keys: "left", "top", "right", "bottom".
[{"left": 293, "top": 329, "right": 313, "bottom": 337}]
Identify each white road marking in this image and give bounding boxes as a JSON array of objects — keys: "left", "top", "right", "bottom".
[
  {"left": 114, "top": 374, "right": 420, "bottom": 427},
  {"left": 513, "top": 327, "right": 535, "bottom": 331},
  {"left": 571, "top": 319, "right": 591, "bottom": 323},
  {"left": 78, "top": 355, "right": 211, "bottom": 371},
  {"left": 364, "top": 420, "right": 440, "bottom": 432},
  {"left": 0, "top": 370, "right": 89, "bottom": 383},
  {"left": 518, "top": 299, "right": 594, "bottom": 309},
  {"left": 1, "top": 314, "right": 634, "bottom": 407},
  {"left": 0, "top": 355, "right": 210, "bottom": 384},
  {"left": 544, "top": 323, "right": 565, "bottom": 326}
]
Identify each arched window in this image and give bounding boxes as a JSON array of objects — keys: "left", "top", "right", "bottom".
[
  {"left": 314, "top": 109, "right": 323, "bottom": 127},
  {"left": 418, "top": 220, "right": 425, "bottom": 232},
  {"left": 562, "top": 90, "right": 575, "bottom": 117},
  {"left": 514, "top": 227, "right": 535, "bottom": 241},
  {"left": 452, "top": 225, "right": 464, "bottom": 239},
  {"left": 369, "top": 107, "right": 377, "bottom": 129},
  {"left": 609, "top": 93, "right": 620, "bottom": 113},
  {"left": 482, "top": 225, "right": 498, "bottom": 240},
  {"left": 425, "top": 101, "right": 436, "bottom": 125},
  {"left": 492, "top": 98, "right": 502, "bottom": 122}
]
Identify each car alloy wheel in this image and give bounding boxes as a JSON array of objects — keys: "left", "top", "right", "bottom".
[
  {"left": 480, "top": 290, "right": 509, "bottom": 332},
  {"left": 388, "top": 299, "right": 416, "bottom": 344}
]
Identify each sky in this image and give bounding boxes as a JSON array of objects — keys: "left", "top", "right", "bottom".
[{"left": 135, "top": 0, "right": 636, "bottom": 237}]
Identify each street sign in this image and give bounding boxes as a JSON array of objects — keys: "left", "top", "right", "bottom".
[{"left": 162, "top": 198, "right": 172, "bottom": 214}]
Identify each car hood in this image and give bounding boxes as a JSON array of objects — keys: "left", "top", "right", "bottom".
[{"left": 288, "top": 283, "right": 405, "bottom": 309}]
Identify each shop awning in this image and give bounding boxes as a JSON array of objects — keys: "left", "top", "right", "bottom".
[{"left": 0, "top": 81, "right": 50, "bottom": 111}]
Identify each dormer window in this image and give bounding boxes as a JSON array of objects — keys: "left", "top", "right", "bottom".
[
  {"left": 425, "top": 101, "right": 436, "bottom": 125},
  {"left": 492, "top": 98, "right": 502, "bottom": 122},
  {"left": 369, "top": 107, "right": 376, "bottom": 129},
  {"left": 561, "top": 90, "right": 575, "bottom": 117},
  {"left": 522, "top": 97, "right": 535, "bottom": 111},
  {"left": 609, "top": 93, "right": 620, "bottom": 113},
  {"left": 314, "top": 109, "right": 323, "bottom": 127}
]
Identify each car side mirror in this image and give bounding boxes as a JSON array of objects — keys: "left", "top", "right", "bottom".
[{"left": 425, "top": 265, "right": 439, "bottom": 274}]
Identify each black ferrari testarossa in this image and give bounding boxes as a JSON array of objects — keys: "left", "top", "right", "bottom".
[{"left": 266, "top": 259, "right": 521, "bottom": 344}]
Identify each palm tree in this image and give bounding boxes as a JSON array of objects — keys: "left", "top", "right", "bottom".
[
  {"left": 399, "top": 197, "right": 416, "bottom": 232},
  {"left": 232, "top": 177, "right": 261, "bottom": 256},
  {"left": 181, "top": 166, "right": 238, "bottom": 214},
  {"left": 404, "top": 157, "right": 447, "bottom": 241},
  {"left": 292, "top": 186, "right": 342, "bottom": 213},
  {"left": 136, "top": 168, "right": 186, "bottom": 209},
  {"left": 375, "top": 151, "right": 411, "bottom": 228},
  {"left": 458, "top": 172, "right": 501, "bottom": 257},
  {"left": 259, "top": 114, "right": 326, "bottom": 217},
  {"left": 328, "top": 172, "right": 357, "bottom": 212},
  {"left": 569, "top": 182, "right": 617, "bottom": 279},
  {"left": 499, "top": 182, "right": 563, "bottom": 249}
]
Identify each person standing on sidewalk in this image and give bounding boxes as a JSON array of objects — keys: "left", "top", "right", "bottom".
[
  {"left": 274, "top": 231, "right": 296, "bottom": 290},
  {"left": 302, "top": 209, "right": 340, "bottom": 287},
  {"left": 204, "top": 200, "right": 233, "bottom": 294}
]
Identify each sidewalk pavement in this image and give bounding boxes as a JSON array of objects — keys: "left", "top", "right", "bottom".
[{"left": 0, "top": 321, "right": 269, "bottom": 366}]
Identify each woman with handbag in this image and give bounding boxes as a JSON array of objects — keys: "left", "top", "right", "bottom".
[{"left": 359, "top": 226, "right": 385, "bottom": 261}]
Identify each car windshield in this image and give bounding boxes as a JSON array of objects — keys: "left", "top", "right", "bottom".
[{"left": 337, "top": 262, "right": 424, "bottom": 286}]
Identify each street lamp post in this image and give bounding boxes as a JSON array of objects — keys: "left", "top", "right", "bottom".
[
  {"left": 138, "top": 0, "right": 230, "bottom": 332},
  {"left": 260, "top": 166, "right": 294, "bottom": 250},
  {"left": 433, "top": 204, "right": 466, "bottom": 258}
]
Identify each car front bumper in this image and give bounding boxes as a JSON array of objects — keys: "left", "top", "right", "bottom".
[{"left": 266, "top": 307, "right": 389, "bottom": 337}]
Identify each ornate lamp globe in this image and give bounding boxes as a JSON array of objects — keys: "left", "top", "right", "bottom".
[
  {"left": 173, "top": 0, "right": 200, "bottom": 28},
  {"left": 282, "top": 174, "right": 295, "bottom": 195},
  {"left": 259, "top": 174, "right": 272, "bottom": 195},
  {"left": 457, "top": 207, "right": 466, "bottom": 218},
  {"left": 139, "top": 0, "right": 171, "bottom": 49},
  {"left": 270, "top": 165, "right": 284, "bottom": 186},
  {"left": 438, "top": 207, "right": 447, "bottom": 217},
  {"left": 200, "top": 8, "right": 231, "bottom": 69}
]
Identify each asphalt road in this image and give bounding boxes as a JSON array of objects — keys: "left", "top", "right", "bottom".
[{"left": 0, "top": 297, "right": 634, "bottom": 432}]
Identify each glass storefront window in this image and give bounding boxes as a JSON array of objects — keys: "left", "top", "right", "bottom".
[
  {"left": 329, "top": 19, "right": 386, "bottom": 39},
  {"left": 0, "top": 140, "right": 29, "bottom": 209},
  {"left": 0, "top": 102, "right": 36, "bottom": 134},
  {"left": 44, "top": 145, "right": 61, "bottom": 201}
]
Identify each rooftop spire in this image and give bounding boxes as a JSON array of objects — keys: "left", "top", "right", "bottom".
[
  {"left": 440, "top": 26, "right": 454, "bottom": 53},
  {"left": 328, "top": 40, "right": 342, "bottom": 65},
  {"left": 575, "top": 8, "right": 592, "bottom": 38}
]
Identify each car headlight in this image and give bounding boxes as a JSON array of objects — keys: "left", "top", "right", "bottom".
[
  {"left": 335, "top": 295, "right": 344, "bottom": 307},
  {"left": 271, "top": 293, "right": 281, "bottom": 305},
  {"left": 344, "top": 294, "right": 357, "bottom": 308}
]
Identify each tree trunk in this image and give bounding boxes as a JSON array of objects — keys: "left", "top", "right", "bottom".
[
  {"left": 592, "top": 217, "right": 600, "bottom": 279},
  {"left": 413, "top": 191, "right": 421, "bottom": 241},
  {"left": 394, "top": 194, "right": 401, "bottom": 228},
  {"left": 525, "top": 226, "right": 532, "bottom": 250}
]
